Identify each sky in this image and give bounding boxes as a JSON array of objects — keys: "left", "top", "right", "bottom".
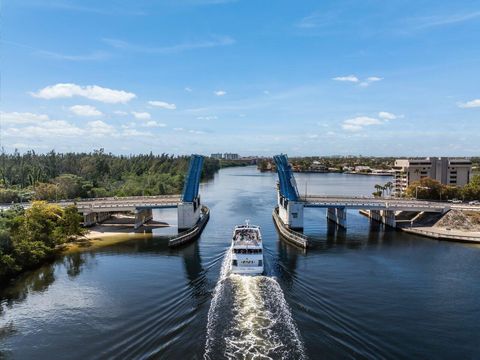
[{"left": 1, "top": 0, "right": 479, "bottom": 156}]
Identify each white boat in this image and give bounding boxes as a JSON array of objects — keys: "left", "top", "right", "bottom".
[{"left": 229, "top": 221, "right": 264, "bottom": 275}]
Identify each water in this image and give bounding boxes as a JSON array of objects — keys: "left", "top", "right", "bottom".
[{"left": 1, "top": 166, "right": 480, "bottom": 359}]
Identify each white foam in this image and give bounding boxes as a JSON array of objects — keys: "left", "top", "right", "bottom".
[{"left": 204, "top": 247, "right": 306, "bottom": 359}]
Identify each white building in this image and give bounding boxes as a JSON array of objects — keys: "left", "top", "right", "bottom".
[
  {"left": 393, "top": 157, "right": 472, "bottom": 196},
  {"left": 210, "top": 153, "right": 223, "bottom": 159},
  {"left": 223, "top": 153, "right": 239, "bottom": 160}
]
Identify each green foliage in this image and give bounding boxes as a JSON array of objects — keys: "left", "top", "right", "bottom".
[
  {"left": 0, "top": 149, "right": 220, "bottom": 201},
  {"left": 0, "top": 202, "right": 85, "bottom": 284}
]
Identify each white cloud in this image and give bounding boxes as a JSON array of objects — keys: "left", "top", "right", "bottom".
[
  {"left": 197, "top": 115, "right": 218, "bottom": 120},
  {"left": 342, "top": 116, "right": 382, "bottom": 131},
  {"left": 69, "top": 105, "right": 103, "bottom": 117},
  {"left": 142, "top": 120, "right": 167, "bottom": 127},
  {"left": 173, "top": 127, "right": 184, "bottom": 131},
  {"left": 132, "top": 111, "right": 151, "bottom": 120},
  {"left": 114, "top": 110, "right": 128, "bottom": 116},
  {"left": 148, "top": 100, "right": 176, "bottom": 110},
  {"left": 121, "top": 129, "right": 151, "bottom": 137},
  {"left": 4, "top": 120, "right": 84, "bottom": 138},
  {"left": 458, "top": 99, "right": 480, "bottom": 108},
  {"left": 103, "top": 35, "right": 235, "bottom": 54},
  {"left": 263, "top": 90, "right": 270, "bottom": 95},
  {"left": 31, "top": 83, "right": 136, "bottom": 103},
  {"left": 189, "top": 129, "right": 205, "bottom": 134},
  {"left": 86, "top": 120, "right": 114, "bottom": 136},
  {"left": 0, "top": 111, "right": 49, "bottom": 124},
  {"left": 333, "top": 75, "right": 359, "bottom": 82},
  {"left": 359, "top": 76, "right": 383, "bottom": 87},
  {"left": 185, "top": 87, "right": 193, "bottom": 92},
  {"left": 214, "top": 90, "right": 227, "bottom": 96},
  {"left": 378, "top": 111, "right": 397, "bottom": 120}
]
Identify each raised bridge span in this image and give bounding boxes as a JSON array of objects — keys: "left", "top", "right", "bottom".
[{"left": 272, "top": 154, "right": 478, "bottom": 240}]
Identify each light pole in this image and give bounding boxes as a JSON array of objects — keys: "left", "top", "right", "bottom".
[{"left": 415, "top": 186, "right": 430, "bottom": 200}]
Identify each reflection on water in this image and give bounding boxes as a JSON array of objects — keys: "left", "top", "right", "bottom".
[{"left": 1, "top": 167, "right": 480, "bottom": 359}]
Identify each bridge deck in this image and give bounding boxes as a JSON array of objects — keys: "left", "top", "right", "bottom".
[
  {"left": 53, "top": 195, "right": 182, "bottom": 213},
  {"left": 301, "top": 196, "right": 456, "bottom": 212}
]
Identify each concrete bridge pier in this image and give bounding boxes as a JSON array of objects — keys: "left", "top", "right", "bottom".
[
  {"left": 381, "top": 210, "right": 397, "bottom": 228},
  {"left": 178, "top": 197, "right": 201, "bottom": 231},
  {"left": 278, "top": 197, "right": 304, "bottom": 230},
  {"left": 368, "top": 210, "right": 382, "bottom": 223},
  {"left": 326, "top": 207, "right": 347, "bottom": 228},
  {"left": 134, "top": 208, "right": 153, "bottom": 230},
  {"left": 83, "top": 211, "right": 112, "bottom": 227}
]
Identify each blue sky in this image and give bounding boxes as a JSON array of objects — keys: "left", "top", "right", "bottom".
[{"left": 1, "top": 0, "right": 479, "bottom": 156}]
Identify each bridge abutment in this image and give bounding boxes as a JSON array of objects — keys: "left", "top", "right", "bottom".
[
  {"left": 381, "top": 210, "right": 396, "bottom": 228},
  {"left": 278, "top": 200, "right": 304, "bottom": 230},
  {"left": 326, "top": 207, "right": 347, "bottom": 228},
  {"left": 134, "top": 208, "right": 153, "bottom": 230},
  {"left": 83, "top": 211, "right": 112, "bottom": 227},
  {"left": 178, "top": 197, "right": 201, "bottom": 231}
]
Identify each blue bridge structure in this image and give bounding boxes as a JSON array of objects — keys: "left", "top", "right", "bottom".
[{"left": 273, "top": 154, "right": 455, "bottom": 234}]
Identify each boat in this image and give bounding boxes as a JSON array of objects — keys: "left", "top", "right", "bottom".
[{"left": 229, "top": 221, "right": 264, "bottom": 275}]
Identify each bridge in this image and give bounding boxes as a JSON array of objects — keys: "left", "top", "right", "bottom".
[
  {"left": 63, "top": 154, "right": 206, "bottom": 232},
  {"left": 273, "top": 154, "right": 459, "bottom": 234}
]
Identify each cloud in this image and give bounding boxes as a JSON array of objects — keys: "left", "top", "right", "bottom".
[
  {"left": 359, "top": 76, "right": 383, "bottom": 87},
  {"left": 121, "top": 129, "right": 151, "bottom": 137},
  {"left": 333, "top": 75, "right": 359, "bottom": 82},
  {"left": 173, "top": 127, "right": 184, "bottom": 131},
  {"left": 142, "top": 120, "right": 167, "bottom": 127},
  {"left": 185, "top": 87, "right": 193, "bottom": 92},
  {"left": 342, "top": 116, "right": 382, "bottom": 131},
  {"left": 214, "top": 90, "right": 227, "bottom": 96},
  {"left": 102, "top": 35, "right": 235, "bottom": 54},
  {"left": 407, "top": 11, "right": 480, "bottom": 30},
  {"left": 114, "top": 110, "right": 128, "bottom": 116},
  {"left": 378, "top": 111, "right": 397, "bottom": 120},
  {"left": 35, "top": 50, "right": 110, "bottom": 61},
  {"left": 132, "top": 111, "right": 151, "bottom": 120},
  {"left": 0, "top": 111, "right": 49, "bottom": 124},
  {"left": 4, "top": 120, "right": 84, "bottom": 138},
  {"left": 86, "top": 120, "right": 114, "bottom": 136},
  {"left": 148, "top": 100, "right": 176, "bottom": 110},
  {"left": 197, "top": 115, "right": 218, "bottom": 120},
  {"left": 69, "top": 105, "right": 103, "bottom": 117},
  {"left": 458, "top": 99, "right": 480, "bottom": 108},
  {"left": 31, "top": 83, "right": 136, "bottom": 103}
]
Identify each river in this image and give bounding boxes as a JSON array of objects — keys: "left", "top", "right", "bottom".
[{"left": 1, "top": 166, "right": 479, "bottom": 359}]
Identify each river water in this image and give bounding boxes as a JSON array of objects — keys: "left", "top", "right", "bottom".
[{"left": 1, "top": 166, "right": 479, "bottom": 359}]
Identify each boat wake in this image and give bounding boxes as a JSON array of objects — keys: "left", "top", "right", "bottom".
[{"left": 204, "top": 249, "right": 306, "bottom": 359}]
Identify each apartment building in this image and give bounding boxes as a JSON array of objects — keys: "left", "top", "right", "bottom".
[{"left": 393, "top": 157, "right": 472, "bottom": 196}]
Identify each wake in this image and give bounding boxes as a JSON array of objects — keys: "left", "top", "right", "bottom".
[{"left": 204, "top": 249, "right": 306, "bottom": 360}]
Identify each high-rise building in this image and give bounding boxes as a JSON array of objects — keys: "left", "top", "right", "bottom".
[
  {"left": 393, "top": 157, "right": 472, "bottom": 196},
  {"left": 223, "top": 153, "right": 239, "bottom": 160},
  {"left": 210, "top": 153, "right": 223, "bottom": 159}
]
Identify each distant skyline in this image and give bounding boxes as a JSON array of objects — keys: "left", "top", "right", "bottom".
[{"left": 1, "top": 0, "right": 479, "bottom": 156}]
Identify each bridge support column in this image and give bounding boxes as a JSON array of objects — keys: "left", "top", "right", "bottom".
[
  {"left": 178, "top": 197, "right": 201, "bottom": 231},
  {"left": 96, "top": 212, "right": 112, "bottom": 224},
  {"left": 134, "top": 208, "right": 153, "bottom": 230},
  {"left": 368, "top": 210, "right": 382, "bottom": 223},
  {"left": 381, "top": 210, "right": 396, "bottom": 228},
  {"left": 278, "top": 198, "right": 304, "bottom": 230},
  {"left": 326, "top": 207, "right": 347, "bottom": 228},
  {"left": 83, "top": 212, "right": 97, "bottom": 227}
]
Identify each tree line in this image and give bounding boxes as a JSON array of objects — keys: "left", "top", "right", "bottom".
[
  {"left": 0, "top": 149, "right": 220, "bottom": 202},
  {"left": 0, "top": 202, "right": 85, "bottom": 284}
]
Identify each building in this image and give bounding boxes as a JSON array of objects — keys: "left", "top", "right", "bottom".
[
  {"left": 210, "top": 153, "right": 223, "bottom": 160},
  {"left": 223, "top": 153, "right": 239, "bottom": 160},
  {"left": 393, "top": 157, "right": 472, "bottom": 196}
]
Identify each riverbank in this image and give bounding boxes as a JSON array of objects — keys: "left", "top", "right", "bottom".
[{"left": 360, "top": 209, "right": 480, "bottom": 243}]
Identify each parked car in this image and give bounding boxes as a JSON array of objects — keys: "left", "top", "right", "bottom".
[
  {"left": 450, "top": 199, "right": 462, "bottom": 204},
  {"left": 468, "top": 200, "right": 480, "bottom": 205}
]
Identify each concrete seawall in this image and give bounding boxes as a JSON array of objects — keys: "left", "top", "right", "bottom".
[
  {"left": 272, "top": 207, "right": 308, "bottom": 249},
  {"left": 168, "top": 206, "right": 210, "bottom": 247}
]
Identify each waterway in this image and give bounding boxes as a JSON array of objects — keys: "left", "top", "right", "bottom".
[{"left": 1, "top": 166, "right": 479, "bottom": 359}]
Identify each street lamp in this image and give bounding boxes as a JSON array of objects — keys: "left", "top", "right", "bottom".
[{"left": 415, "top": 186, "right": 430, "bottom": 200}]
